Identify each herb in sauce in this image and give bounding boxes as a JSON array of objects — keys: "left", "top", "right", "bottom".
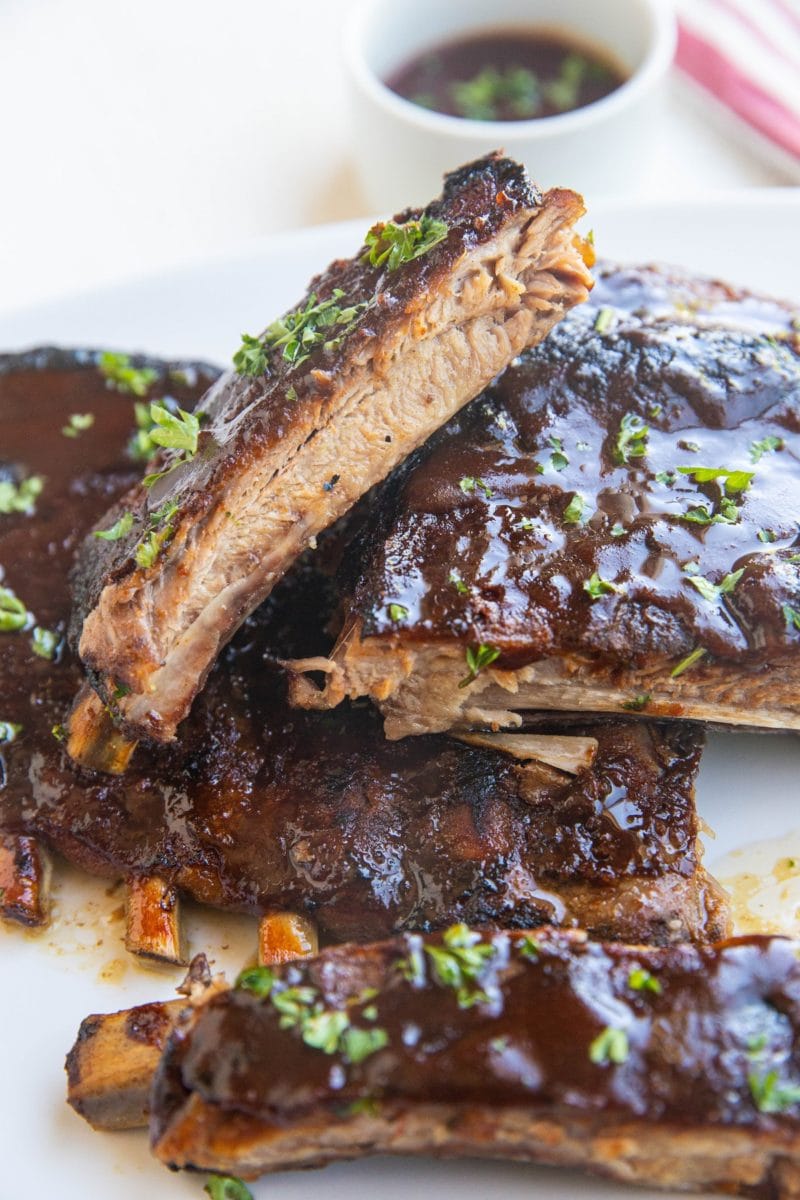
[
  {"left": 99, "top": 351, "right": 158, "bottom": 397},
  {"left": 204, "top": 1176, "right": 254, "bottom": 1200},
  {"left": 51, "top": 723, "right": 67, "bottom": 742},
  {"left": 547, "top": 435, "right": 569, "bottom": 472},
  {"left": 459, "top": 642, "right": 500, "bottom": 688},
  {"left": 61, "top": 412, "right": 94, "bottom": 439},
  {"left": 677, "top": 465, "right": 754, "bottom": 496},
  {"left": 0, "top": 586, "right": 28, "bottom": 632},
  {"left": 234, "top": 290, "right": 370, "bottom": 377},
  {"left": 0, "top": 474, "right": 44, "bottom": 516},
  {"left": 449, "top": 571, "right": 469, "bottom": 595},
  {"left": 622, "top": 693, "right": 651, "bottom": 712},
  {"left": 93, "top": 512, "right": 134, "bottom": 542},
  {"left": 610, "top": 522, "right": 626, "bottom": 538},
  {"left": 142, "top": 402, "right": 201, "bottom": 487},
  {"left": 388, "top": 603, "right": 408, "bottom": 622},
  {"left": 614, "top": 413, "right": 649, "bottom": 465},
  {"left": 134, "top": 526, "right": 172, "bottom": 569},
  {"left": 459, "top": 476, "right": 493, "bottom": 499},
  {"left": 594, "top": 307, "right": 615, "bottom": 334},
  {"left": 750, "top": 435, "right": 784, "bottom": 463},
  {"left": 583, "top": 572, "right": 620, "bottom": 600},
  {"left": 518, "top": 935, "right": 540, "bottom": 961},
  {"left": 628, "top": 967, "right": 662, "bottom": 994},
  {"left": 685, "top": 567, "right": 744, "bottom": 604},
  {"left": 0, "top": 721, "right": 21, "bottom": 743},
  {"left": 783, "top": 604, "right": 800, "bottom": 633},
  {"left": 671, "top": 646, "right": 707, "bottom": 678},
  {"left": 749, "top": 1069, "right": 800, "bottom": 1114},
  {"left": 31, "top": 626, "right": 59, "bottom": 660},
  {"left": 425, "top": 923, "right": 496, "bottom": 1009},
  {"left": 563, "top": 493, "right": 585, "bottom": 524},
  {"left": 589, "top": 1026, "right": 629, "bottom": 1066},
  {"left": 363, "top": 215, "right": 448, "bottom": 271}
]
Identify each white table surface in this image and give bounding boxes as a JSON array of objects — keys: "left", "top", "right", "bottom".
[{"left": 0, "top": 0, "right": 795, "bottom": 317}]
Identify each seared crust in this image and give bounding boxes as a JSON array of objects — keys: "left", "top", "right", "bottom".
[
  {"left": 151, "top": 930, "right": 800, "bottom": 1197},
  {"left": 71, "top": 154, "right": 591, "bottom": 743},
  {"left": 289, "top": 262, "right": 800, "bottom": 735}
]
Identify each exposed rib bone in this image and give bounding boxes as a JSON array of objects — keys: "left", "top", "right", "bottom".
[
  {"left": 67, "top": 684, "right": 136, "bottom": 774},
  {"left": 125, "top": 875, "right": 185, "bottom": 965},
  {"left": 0, "top": 834, "right": 51, "bottom": 926},
  {"left": 455, "top": 732, "right": 598, "bottom": 775},
  {"left": 258, "top": 911, "right": 319, "bottom": 966}
]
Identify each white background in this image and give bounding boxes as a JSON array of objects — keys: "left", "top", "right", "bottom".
[{"left": 0, "top": 0, "right": 796, "bottom": 316}]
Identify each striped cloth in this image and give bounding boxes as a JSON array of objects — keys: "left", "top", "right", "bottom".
[{"left": 675, "top": 0, "right": 800, "bottom": 176}]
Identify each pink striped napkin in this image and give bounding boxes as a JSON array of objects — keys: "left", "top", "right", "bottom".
[{"left": 675, "top": 0, "right": 800, "bottom": 176}]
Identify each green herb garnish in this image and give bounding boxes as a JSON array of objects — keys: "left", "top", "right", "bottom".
[
  {"left": 459, "top": 643, "right": 500, "bottom": 688},
  {"left": 204, "top": 1176, "right": 254, "bottom": 1200},
  {"left": 750, "top": 435, "right": 784, "bottom": 463},
  {"left": 783, "top": 604, "right": 800, "bottom": 632},
  {"left": 671, "top": 646, "right": 707, "bottom": 678},
  {"left": 0, "top": 721, "right": 21, "bottom": 743},
  {"left": 388, "top": 603, "right": 408, "bottom": 622},
  {"left": 758, "top": 528, "right": 778, "bottom": 544},
  {"left": 234, "top": 289, "right": 370, "bottom": 377},
  {"left": 614, "top": 413, "right": 649, "bottom": 465},
  {"left": 563, "top": 493, "right": 585, "bottom": 524},
  {"left": 424, "top": 923, "right": 496, "bottom": 1009},
  {"left": 547, "top": 435, "right": 569, "bottom": 472},
  {"left": 141, "top": 402, "right": 201, "bottom": 487},
  {"left": 62, "top": 412, "right": 94, "bottom": 439},
  {"left": 0, "top": 474, "right": 44, "bottom": 516},
  {"left": 232, "top": 333, "right": 269, "bottom": 377},
  {"left": 51, "top": 723, "right": 67, "bottom": 742},
  {"left": 236, "top": 965, "right": 276, "bottom": 997},
  {"left": 589, "top": 1026, "right": 629, "bottom": 1066},
  {"left": 749, "top": 1069, "right": 800, "bottom": 1114},
  {"left": 459, "top": 476, "right": 493, "bottom": 499},
  {"left": 622, "top": 693, "right": 651, "bottom": 712},
  {"left": 610, "top": 522, "right": 626, "bottom": 538},
  {"left": 450, "top": 65, "right": 541, "bottom": 120},
  {"left": 677, "top": 465, "right": 754, "bottom": 496},
  {"left": 341, "top": 1026, "right": 390, "bottom": 1064},
  {"left": 93, "top": 512, "right": 134, "bottom": 542},
  {"left": 449, "top": 571, "right": 469, "bottom": 595},
  {"left": 98, "top": 351, "right": 157, "bottom": 397},
  {"left": 583, "top": 572, "right": 620, "bottom": 600},
  {"left": 628, "top": 967, "right": 662, "bottom": 994},
  {"left": 363, "top": 215, "right": 448, "bottom": 271},
  {"left": 518, "top": 935, "right": 540, "bottom": 961},
  {"left": 594, "top": 307, "right": 615, "bottom": 334},
  {"left": 0, "top": 586, "right": 28, "bottom": 632},
  {"left": 134, "top": 525, "right": 173, "bottom": 569},
  {"left": 31, "top": 626, "right": 59, "bottom": 660},
  {"left": 395, "top": 940, "right": 425, "bottom": 986},
  {"left": 686, "top": 567, "right": 744, "bottom": 604}
]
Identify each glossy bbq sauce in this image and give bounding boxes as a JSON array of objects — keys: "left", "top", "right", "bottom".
[{"left": 387, "top": 31, "right": 625, "bottom": 122}]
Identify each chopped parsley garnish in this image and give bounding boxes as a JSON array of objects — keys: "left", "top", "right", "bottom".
[
  {"left": 758, "top": 528, "right": 778, "bottom": 544},
  {"left": 0, "top": 721, "right": 21, "bottom": 743},
  {"left": 610, "top": 522, "right": 626, "bottom": 538},
  {"left": 489, "top": 1036, "right": 511, "bottom": 1054},
  {"left": 655, "top": 470, "right": 677, "bottom": 486},
  {"left": 547, "top": 435, "right": 569, "bottom": 472},
  {"left": 234, "top": 289, "right": 370, "bottom": 376},
  {"left": 749, "top": 1069, "right": 800, "bottom": 1114},
  {"left": 142, "top": 402, "right": 201, "bottom": 487},
  {"left": 134, "top": 525, "right": 173, "bottom": 569},
  {"left": 518, "top": 935, "right": 540, "bottom": 961},
  {"left": 0, "top": 586, "right": 28, "bottom": 632},
  {"left": 750, "top": 435, "right": 784, "bottom": 463},
  {"left": 449, "top": 571, "right": 469, "bottom": 595},
  {"left": 362, "top": 215, "right": 448, "bottom": 271},
  {"left": 628, "top": 967, "right": 662, "bottom": 994},
  {"left": 594, "top": 307, "right": 615, "bottom": 334},
  {"left": 62, "top": 412, "right": 94, "bottom": 439},
  {"left": 93, "top": 512, "right": 134, "bottom": 542},
  {"left": 459, "top": 642, "right": 500, "bottom": 688},
  {"left": 671, "top": 646, "right": 707, "bottom": 678},
  {"left": 98, "top": 351, "right": 158, "bottom": 397},
  {"left": 677, "top": 465, "right": 754, "bottom": 496},
  {"left": 235, "top": 965, "right": 387, "bottom": 1064},
  {"left": 450, "top": 65, "right": 541, "bottom": 120},
  {"left": 31, "top": 626, "right": 59, "bottom": 660},
  {"left": 388, "top": 603, "right": 408, "bottom": 622},
  {"left": 622, "top": 693, "right": 651, "bottom": 712},
  {"left": 563, "top": 493, "right": 585, "bottom": 524},
  {"left": 424, "top": 923, "right": 496, "bottom": 1009},
  {"left": 682, "top": 497, "right": 740, "bottom": 526},
  {"left": 614, "top": 413, "right": 649, "bottom": 465},
  {"left": 685, "top": 567, "right": 744, "bottom": 604},
  {"left": 459, "top": 476, "right": 493, "bottom": 499},
  {"left": 51, "top": 723, "right": 67, "bottom": 742},
  {"left": 395, "top": 940, "right": 425, "bottom": 987},
  {"left": 583, "top": 572, "right": 621, "bottom": 600},
  {"left": 286, "top": 384, "right": 298, "bottom": 402},
  {"left": 204, "top": 1176, "right": 254, "bottom": 1200},
  {"left": 783, "top": 604, "right": 800, "bottom": 632},
  {"left": 0, "top": 474, "right": 44, "bottom": 516},
  {"left": 589, "top": 1026, "right": 629, "bottom": 1066}
]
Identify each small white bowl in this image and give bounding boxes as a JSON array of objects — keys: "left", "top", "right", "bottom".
[{"left": 344, "top": 0, "right": 677, "bottom": 212}]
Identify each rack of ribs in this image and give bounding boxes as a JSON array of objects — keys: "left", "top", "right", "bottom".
[
  {"left": 68, "top": 153, "right": 592, "bottom": 749},
  {"left": 288, "top": 262, "right": 800, "bottom": 737}
]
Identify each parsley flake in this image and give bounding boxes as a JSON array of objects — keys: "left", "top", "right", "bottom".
[
  {"left": 141, "top": 402, "right": 201, "bottom": 487},
  {"left": 0, "top": 474, "right": 44, "bottom": 516},
  {"left": 62, "top": 412, "right": 94, "bottom": 439},
  {"left": 204, "top": 1176, "right": 254, "bottom": 1200},
  {"left": 686, "top": 567, "right": 744, "bottom": 603},
  {"left": 610, "top": 522, "right": 626, "bottom": 538},
  {"left": 0, "top": 586, "right": 28, "bottom": 632},
  {"left": 750, "top": 435, "right": 784, "bottom": 463},
  {"left": 363, "top": 215, "right": 448, "bottom": 271},
  {"left": 584, "top": 572, "right": 621, "bottom": 600},
  {"left": 234, "top": 290, "right": 370, "bottom": 377},
  {"left": 518, "top": 935, "right": 540, "bottom": 961},
  {"left": 563, "top": 493, "right": 585, "bottom": 524},
  {"left": 459, "top": 643, "right": 500, "bottom": 688},
  {"left": 677, "top": 465, "right": 754, "bottom": 496},
  {"left": 449, "top": 571, "right": 469, "bottom": 595},
  {"left": 388, "top": 603, "right": 408, "bottom": 622},
  {"left": 425, "top": 923, "right": 496, "bottom": 1009},
  {"left": 594, "top": 307, "right": 615, "bottom": 334},
  {"left": 589, "top": 1027, "right": 629, "bottom": 1066},
  {"left": 98, "top": 352, "right": 157, "bottom": 397},
  {"left": 31, "top": 626, "right": 59, "bottom": 660},
  {"left": 614, "top": 413, "right": 649, "bottom": 465},
  {"left": 93, "top": 512, "right": 134, "bottom": 542},
  {"left": 622, "top": 693, "right": 651, "bottom": 712},
  {"left": 236, "top": 965, "right": 276, "bottom": 998},
  {"left": 749, "top": 1069, "right": 800, "bottom": 1114},
  {"left": 0, "top": 721, "right": 22, "bottom": 743},
  {"left": 459, "top": 476, "right": 493, "bottom": 499},
  {"left": 671, "top": 646, "right": 707, "bottom": 678},
  {"left": 628, "top": 967, "right": 662, "bottom": 994},
  {"left": 783, "top": 604, "right": 800, "bottom": 633}
]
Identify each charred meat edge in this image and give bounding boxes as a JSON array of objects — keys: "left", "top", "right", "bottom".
[
  {"left": 149, "top": 930, "right": 800, "bottom": 1197},
  {"left": 72, "top": 154, "right": 591, "bottom": 744}
]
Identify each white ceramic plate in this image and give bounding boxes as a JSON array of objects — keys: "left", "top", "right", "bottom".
[{"left": 2, "top": 190, "right": 800, "bottom": 1200}]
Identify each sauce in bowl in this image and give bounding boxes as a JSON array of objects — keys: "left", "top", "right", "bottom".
[{"left": 386, "top": 30, "right": 626, "bottom": 122}]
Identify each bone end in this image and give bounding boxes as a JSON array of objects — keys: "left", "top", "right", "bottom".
[
  {"left": 66, "top": 683, "right": 137, "bottom": 775},
  {"left": 0, "top": 834, "right": 51, "bottom": 926},
  {"left": 125, "top": 875, "right": 186, "bottom": 965},
  {"left": 258, "top": 911, "right": 319, "bottom": 966}
]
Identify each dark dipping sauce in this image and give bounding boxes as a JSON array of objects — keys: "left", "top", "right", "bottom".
[{"left": 387, "top": 30, "right": 626, "bottom": 122}]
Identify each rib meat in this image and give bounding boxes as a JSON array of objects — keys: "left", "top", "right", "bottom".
[
  {"left": 70, "top": 154, "right": 592, "bottom": 744},
  {"left": 149, "top": 927, "right": 800, "bottom": 1197},
  {"left": 289, "top": 263, "right": 800, "bottom": 736},
  {"left": 0, "top": 349, "right": 727, "bottom": 947}
]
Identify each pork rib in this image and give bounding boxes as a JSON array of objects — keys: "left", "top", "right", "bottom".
[
  {"left": 289, "top": 262, "right": 800, "bottom": 737},
  {"left": 149, "top": 928, "right": 800, "bottom": 1197},
  {"left": 71, "top": 153, "right": 592, "bottom": 744}
]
